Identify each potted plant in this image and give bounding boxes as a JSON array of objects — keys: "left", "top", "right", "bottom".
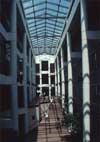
[
  {"left": 65, "top": 114, "right": 78, "bottom": 134},
  {"left": 61, "top": 113, "right": 80, "bottom": 141}
]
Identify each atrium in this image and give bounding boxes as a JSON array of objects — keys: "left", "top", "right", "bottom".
[{"left": 0, "top": 0, "right": 100, "bottom": 142}]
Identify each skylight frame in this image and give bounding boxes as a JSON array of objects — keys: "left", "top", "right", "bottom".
[{"left": 21, "top": 0, "right": 71, "bottom": 55}]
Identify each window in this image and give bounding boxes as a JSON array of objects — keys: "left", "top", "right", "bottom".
[
  {"left": 42, "top": 74, "right": 48, "bottom": 84},
  {"left": 17, "top": 57, "right": 23, "bottom": 83},
  {"left": 18, "top": 86, "right": 24, "bottom": 108},
  {"left": 87, "top": 1, "right": 100, "bottom": 30},
  {"left": 50, "top": 64, "right": 55, "bottom": 73},
  {"left": 42, "top": 61, "right": 48, "bottom": 71},
  {"left": 0, "top": 34, "right": 11, "bottom": 75},
  {"left": 0, "top": 0, "right": 11, "bottom": 31},
  {"left": 51, "top": 75, "right": 55, "bottom": 84},
  {"left": 17, "top": 7, "right": 25, "bottom": 53},
  {"left": 0, "top": 85, "right": 11, "bottom": 113},
  {"left": 51, "top": 87, "right": 55, "bottom": 96}
]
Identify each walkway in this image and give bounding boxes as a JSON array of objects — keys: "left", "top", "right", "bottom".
[{"left": 22, "top": 97, "right": 72, "bottom": 142}]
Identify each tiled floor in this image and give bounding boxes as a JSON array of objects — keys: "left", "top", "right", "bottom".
[
  {"left": 18, "top": 98, "right": 76, "bottom": 142},
  {"left": 1, "top": 97, "right": 80, "bottom": 142},
  {"left": 23, "top": 97, "right": 72, "bottom": 142}
]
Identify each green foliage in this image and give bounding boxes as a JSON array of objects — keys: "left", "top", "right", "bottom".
[{"left": 64, "top": 113, "right": 79, "bottom": 133}]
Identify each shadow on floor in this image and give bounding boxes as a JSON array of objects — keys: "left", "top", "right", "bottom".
[
  {"left": 1, "top": 97, "right": 82, "bottom": 142},
  {"left": 18, "top": 127, "right": 38, "bottom": 142}
]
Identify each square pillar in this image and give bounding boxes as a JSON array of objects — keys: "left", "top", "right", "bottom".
[
  {"left": 11, "top": 0, "right": 18, "bottom": 131},
  {"left": 40, "top": 61, "right": 42, "bottom": 96},
  {"left": 23, "top": 33, "right": 28, "bottom": 108},
  {"left": 23, "top": 33, "right": 28, "bottom": 133},
  {"left": 49, "top": 62, "right": 51, "bottom": 99}
]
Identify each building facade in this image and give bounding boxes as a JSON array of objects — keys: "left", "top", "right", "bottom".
[{"left": 0, "top": 0, "right": 38, "bottom": 137}]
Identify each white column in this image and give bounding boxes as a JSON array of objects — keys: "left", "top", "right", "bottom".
[
  {"left": 49, "top": 62, "right": 51, "bottom": 99},
  {"left": 60, "top": 48, "right": 65, "bottom": 109},
  {"left": 57, "top": 56, "right": 60, "bottom": 96},
  {"left": 55, "top": 61, "right": 57, "bottom": 96},
  {"left": 67, "top": 32, "right": 73, "bottom": 114},
  {"left": 81, "top": 1, "right": 90, "bottom": 142},
  {"left": 11, "top": 0, "right": 18, "bottom": 131},
  {"left": 56, "top": 60, "right": 58, "bottom": 96},
  {"left": 40, "top": 61, "right": 42, "bottom": 96}
]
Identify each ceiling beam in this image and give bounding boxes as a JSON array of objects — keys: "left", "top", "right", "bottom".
[
  {"left": 30, "top": 35, "right": 61, "bottom": 38},
  {"left": 33, "top": 46, "right": 57, "bottom": 48},
  {"left": 26, "top": 16, "right": 66, "bottom": 20}
]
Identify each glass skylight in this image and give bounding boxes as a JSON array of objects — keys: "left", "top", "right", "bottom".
[{"left": 21, "top": 0, "right": 71, "bottom": 55}]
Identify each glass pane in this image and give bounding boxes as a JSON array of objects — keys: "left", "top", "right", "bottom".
[{"left": 21, "top": 0, "right": 71, "bottom": 55}]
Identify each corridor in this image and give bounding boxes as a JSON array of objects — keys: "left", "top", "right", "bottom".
[
  {"left": 0, "top": 0, "right": 100, "bottom": 142},
  {"left": 19, "top": 97, "right": 79, "bottom": 142}
]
